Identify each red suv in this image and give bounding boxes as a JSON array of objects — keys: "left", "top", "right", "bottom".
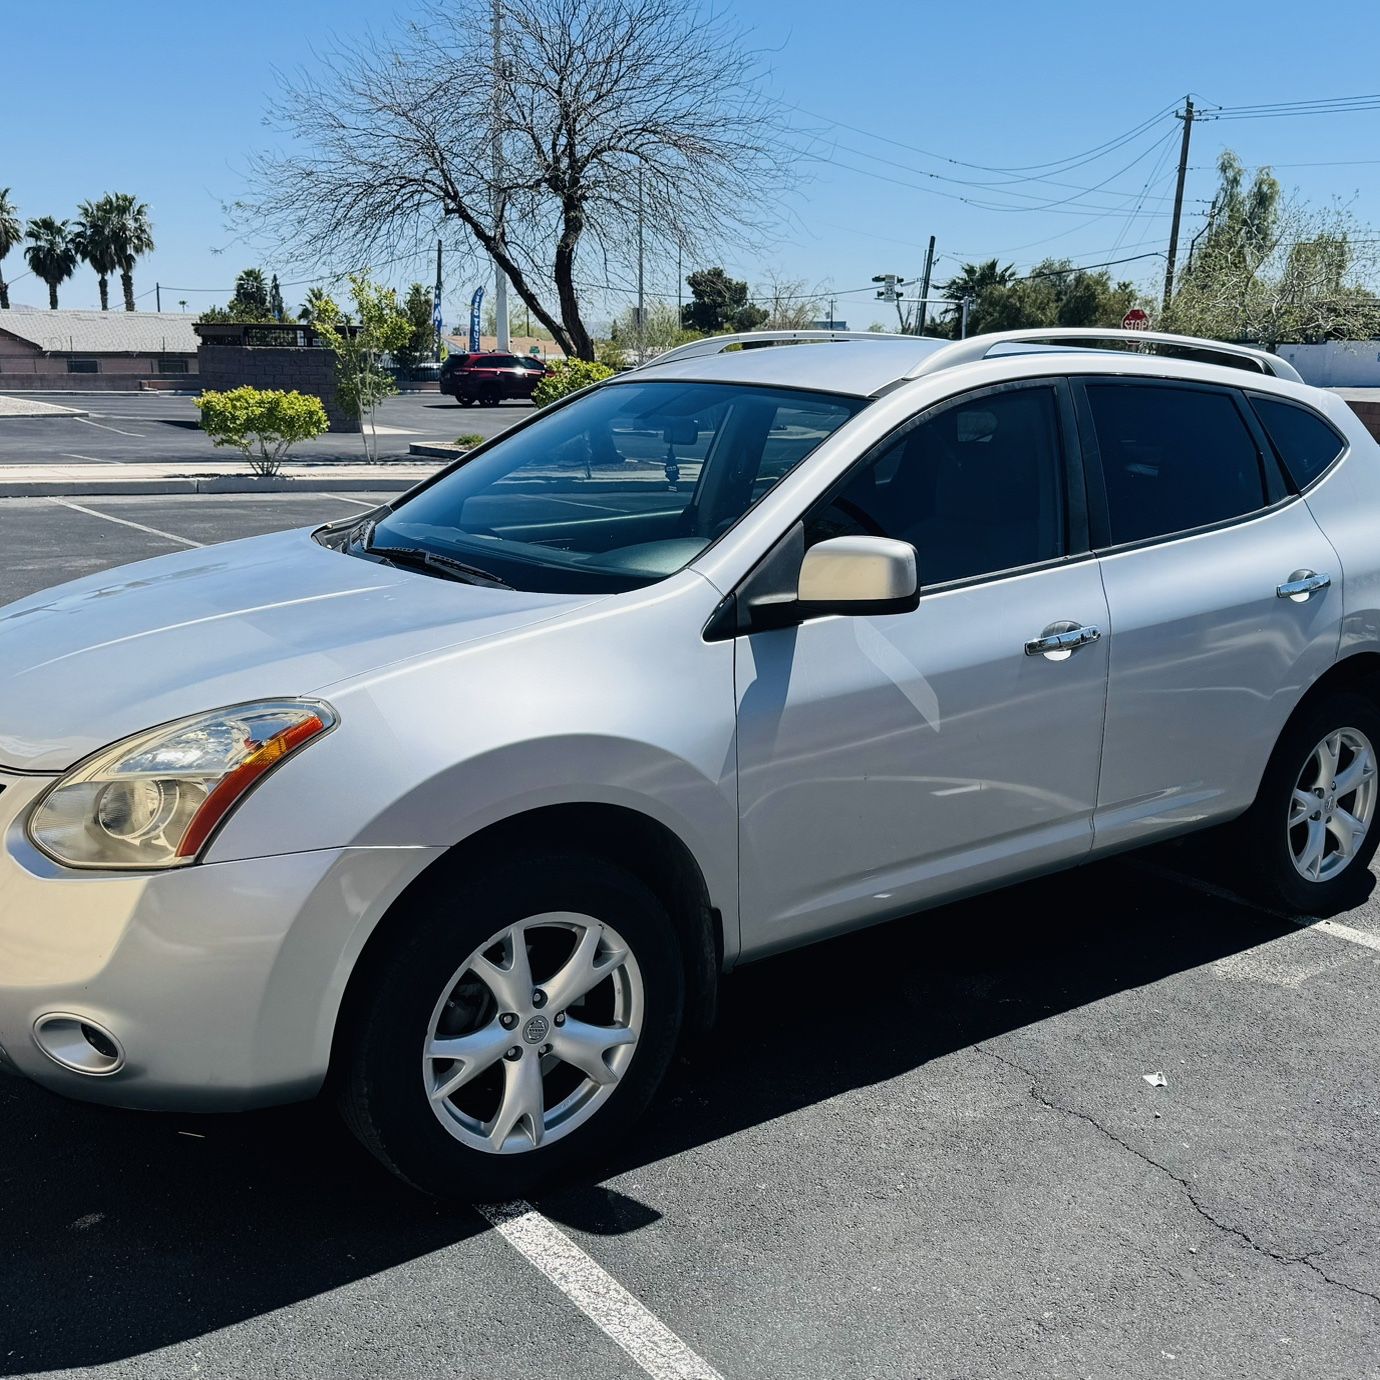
[{"left": 440, "top": 352, "right": 548, "bottom": 407}]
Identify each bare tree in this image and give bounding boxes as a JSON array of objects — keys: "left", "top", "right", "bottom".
[
  {"left": 240, "top": 0, "right": 788, "bottom": 360},
  {"left": 754, "top": 272, "right": 825, "bottom": 330}
]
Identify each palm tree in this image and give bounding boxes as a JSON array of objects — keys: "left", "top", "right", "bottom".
[
  {"left": 23, "top": 217, "right": 78, "bottom": 309},
  {"left": 0, "top": 188, "right": 20, "bottom": 310},
  {"left": 73, "top": 198, "right": 121, "bottom": 310},
  {"left": 297, "top": 286, "right": 335, "bottom": 322},
  {"left": 233, "top": 267, "right": 270, "bottom": 313},
  {"left": 100, "top": 193, "right": 155, "bottom": 311}
]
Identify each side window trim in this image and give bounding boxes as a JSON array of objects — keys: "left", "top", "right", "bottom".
[
  {"left": 806, "top": 376, "right": 1089, "bottom": 576},
  {"left": 1071, "top": 374, "right": 1285, "bottom": 553}
]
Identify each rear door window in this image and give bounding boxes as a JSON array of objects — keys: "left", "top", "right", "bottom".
[
  {"left": 1250, "top": 395, "right": 1347, "bottom": 490},
  {"left": 1084, "top": 382, "right": 1269, "bottom": 546}
]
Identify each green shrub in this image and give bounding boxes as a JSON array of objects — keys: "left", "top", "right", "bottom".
[
  {"left": 197, "top": 387, "right": 329, "bottom": 477},
  {"left": 454, "top": 432, "right": 485, "bottom": 447},
  {"left": 531, "top": 358, "right": 615, "bottom": 409}
]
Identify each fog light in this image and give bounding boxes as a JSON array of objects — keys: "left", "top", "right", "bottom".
[{"left": 32, "top": 1013, "right": 125, "bottom": 1076}]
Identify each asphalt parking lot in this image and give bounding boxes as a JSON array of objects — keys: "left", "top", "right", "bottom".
[
  {"left": 2, "top": 493, "right": 1380, "bottom": 1379},
  {"left": 0, "top": 391, "right": 528, "bottom": 466}
]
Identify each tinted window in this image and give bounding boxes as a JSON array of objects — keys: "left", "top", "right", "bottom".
[
  {"left": 1252, "top": 395, "right": 1345, "bottom": 489},
  {"left": 806, "top": 386, "right": 1065, "bottom": 585},
  {"left": 367, "top": 381, "right": 865, "bottom": 593},
  {"left": 1086, "top": 384, "right": 1267, "bottom": 545}
]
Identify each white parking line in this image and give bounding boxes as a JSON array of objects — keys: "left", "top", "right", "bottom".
[
  {"left": 320, "top": 494, "right": 383, "bottom": 508},
  {"left": 74, "top": 416, "right": 144, "bottom": 438},
  {"left": 1299, "top": 917, "right": 1380, "bottom": 953},
  {"left": 61, "top": 453, "right": 121, "bottom": 465},
  {"left": 1130, "top": 859, "right": 1380, "bottom": 954},
  {"left": 49, "top": 499, "right": 202, "bottom": 548},
  {"left": 476, "top": 1199, "right": 723, "bottom": 1380}
]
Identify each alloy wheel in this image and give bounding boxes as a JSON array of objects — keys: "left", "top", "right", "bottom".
[
  {"left": 422, "top": 912, "right": 643, "bottom": 1154},
  {"left": 1287, "top": 726, "right": 1378, "bottom": 882}
]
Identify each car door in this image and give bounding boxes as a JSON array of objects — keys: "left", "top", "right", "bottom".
[
  {"left": 1075, "top": 376, "right": 1343, "bottom": 850},
  {"left": 734, "top": 380, "right": 1111, "bottom": 958}
]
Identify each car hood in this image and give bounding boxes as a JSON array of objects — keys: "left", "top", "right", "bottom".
[{"left": 0, "top": 527, "right": 595, "bottom": 772}]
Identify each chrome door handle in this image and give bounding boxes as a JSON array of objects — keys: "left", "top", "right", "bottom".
[
  {"left": 1276, "top": 570, "right": 1331, "bottom": 602},
  {"left": 1024, "top": 624, "right": 1102, "bottom": 657}
]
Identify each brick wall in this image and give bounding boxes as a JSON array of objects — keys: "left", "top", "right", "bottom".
[
  {"left": 1346, "top": 398, "right": 1380, "bottom": 444},
  {"left": 196, "top": 338, "right": 358, "bottom": 432}
]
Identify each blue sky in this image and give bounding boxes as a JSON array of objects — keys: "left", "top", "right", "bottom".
[{"left": 2, "top": 0, "right": 1378, "bottom": 327}]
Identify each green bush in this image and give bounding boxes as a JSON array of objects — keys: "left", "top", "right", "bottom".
[
  {"left": 197, "top": 387, "right": 329, "bottom": 477},
  {"left": 531, "top": 358, "right": 615, "bottom": 409},
  {"left": 454, "top": 432, "right": 485, "bottom": 447}
]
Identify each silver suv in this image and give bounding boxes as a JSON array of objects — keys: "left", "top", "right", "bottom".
[{"left": 2, "top": 328, "right": 1375, "bottom": 1197}]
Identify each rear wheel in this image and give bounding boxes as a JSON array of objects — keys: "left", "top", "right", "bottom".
[
  {"left": 1234, "top": 690, "right": 1380, "bottom": 913},
  {"left": 458, "top": 394, "right": 477, "bottom": 408},
  {"left": 337, "top": 852, "right": 684, "bottom": 1198}
]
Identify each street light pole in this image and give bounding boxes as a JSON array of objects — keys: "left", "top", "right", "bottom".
[
  {"left": 637, "top": 167, "right": 645, "bottom": 364},
  {"left": 492, "top": 0, "right": 510, "bottom": 352}
]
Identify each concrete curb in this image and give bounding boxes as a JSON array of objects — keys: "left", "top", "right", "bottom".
[
  {"left": 408, "top": 442, "right": 471, "bottom": 459},
  {"left": 0, "top": 475, "right": 426, "bottom": 498}
]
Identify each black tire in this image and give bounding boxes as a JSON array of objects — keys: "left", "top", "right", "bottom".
[
  {"left": 458, "top": 394, "right": 477, "bottom": 408},
  {"left": 1233, "top": 689, "right": 1380, "bottom": 914},
  {"left": 337, "top": 851, "right": 684, "bottom": 1199}
]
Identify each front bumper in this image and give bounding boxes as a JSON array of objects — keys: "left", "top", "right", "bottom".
[{"left": 0, "top": 772, "right": 443, "bottom": 1110}]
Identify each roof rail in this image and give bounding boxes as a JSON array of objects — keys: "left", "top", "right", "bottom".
[
  {"left": 636, "top": 329, "right": 924, "bottom": 371},
  {"left": 906, "top": 327, "right": 1303, "bottom": 383}
]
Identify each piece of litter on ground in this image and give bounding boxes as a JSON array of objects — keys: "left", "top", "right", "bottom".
[{"left": 1143, "top": 1071, "right": 1168, "bottom": 1088}]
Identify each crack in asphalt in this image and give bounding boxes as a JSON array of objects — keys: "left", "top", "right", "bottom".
[{"left": 978, "top": 1046, "right": 1380, "bottom": 1311}]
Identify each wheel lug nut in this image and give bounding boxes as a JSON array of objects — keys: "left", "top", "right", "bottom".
[
  {"left": 505, "top": 1046, "right": 522, "bottom": 1061},
  {"left": 539, "top": 1043, "right": 552, "bottom": 1055},
  {"left": 500, "top": 1012, "right": 518, "bottom": 1029},
  {"left": 531, "top": 989, "right": 547, "bottom": 1008},
  {"left": 554, "top": 1012, "right": 566, "bottom": 1026}
]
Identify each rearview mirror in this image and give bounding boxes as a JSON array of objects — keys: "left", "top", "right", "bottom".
[
  {"left": 797, "top": 536, "right": 918, "bottom": 615},
  {"left": 658, "top": 417, "right": 699, "bottom": 446}
]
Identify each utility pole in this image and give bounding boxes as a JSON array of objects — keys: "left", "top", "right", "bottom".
[
  {"left": 1162, "top": 95, "right": 1195, "bottom": 315},
  {"left": 491, "top": 0, "right": 510, "bottom": 351},
  {"left": 636, "top": 168, "right": 645, "bottom": 364},
  {"left": 960, "top": 295, "right": 971, "bottom": 339},
  {"left": 676, "top": 242, "right": 683, "bottom": 329},
  {"left": 155, "top": 282, "right": 161, "bottom": 311},
  {"left": 917, "top": 236, "right": 936, "bottom": 335},
  {"left": 829, "top": 296, "right": 837, "bottom": 328},
  {"left": 434, "top": 238, "right": 444, "bottom": 361}
]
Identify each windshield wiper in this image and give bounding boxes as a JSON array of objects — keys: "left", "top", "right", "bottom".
[{"left": 358, "top": 523, "right": 513, "bottom": 589}]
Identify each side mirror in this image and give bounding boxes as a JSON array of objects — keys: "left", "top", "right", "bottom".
[
  {"left": 797, "top": 536, "right": 919, "bottom": 615},
  {"left": 703, "top": 525, "right": 920, "bottom": 641}
]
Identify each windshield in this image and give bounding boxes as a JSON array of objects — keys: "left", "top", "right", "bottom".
[{"left": 358, "top": 380, "right": 867, "bottom": 593}]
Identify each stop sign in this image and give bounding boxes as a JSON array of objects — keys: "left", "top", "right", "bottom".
[{"left": 1122, "top": 308, "right": 1150, "bottom": 331}]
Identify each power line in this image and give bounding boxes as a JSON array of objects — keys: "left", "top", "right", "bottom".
[
  {"left": 783, "top": 99, "right": 1181, "bottom": 180},
  {"left": 785, "top": 127, "right": 1182, "bottom": 219}
]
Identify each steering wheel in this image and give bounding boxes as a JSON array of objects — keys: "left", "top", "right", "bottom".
[{"left": 820, "top": 496, "right": 887, "bottom": 537}]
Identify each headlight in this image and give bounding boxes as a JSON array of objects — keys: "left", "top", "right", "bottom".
[{"left": 28, "top": 700, "right": 337, "bottom": 870}]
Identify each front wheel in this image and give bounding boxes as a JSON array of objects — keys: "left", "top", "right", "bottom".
[
  {"left": 1234, "top": 690, "right": 1380, "bottom": 913},
  {"left": 337, "top": 852, "right": 685, "bottom": 1198}
]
